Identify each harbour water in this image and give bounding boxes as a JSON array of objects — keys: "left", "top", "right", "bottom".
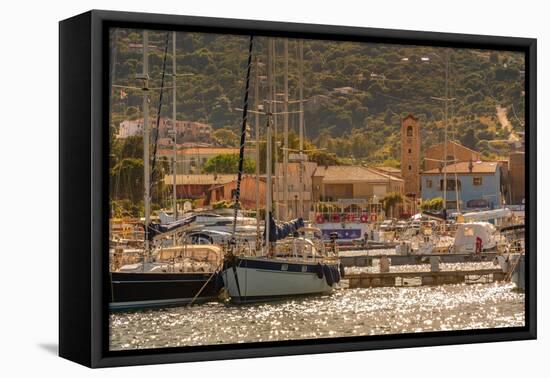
[{"left": 109, "top": 282, "right": 524, "bottom": 350}]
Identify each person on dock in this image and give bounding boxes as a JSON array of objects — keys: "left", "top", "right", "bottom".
[{"left": 362, "top": 232, "right": 369, "bottom": 247}]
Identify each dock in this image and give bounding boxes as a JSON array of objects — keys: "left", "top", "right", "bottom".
[
  {"left": 340, "top": 252, "right": 498, "bottom": 267},
  {"left": 346, "top": 268, "right": 506, "bottom": 288}
]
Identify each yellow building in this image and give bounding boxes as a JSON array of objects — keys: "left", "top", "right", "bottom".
[{"left": 312, "top": 165, "right": 404, "bottom": 203}]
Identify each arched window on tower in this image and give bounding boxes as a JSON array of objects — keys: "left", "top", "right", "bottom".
[{"left": 406, "top": 125, "right": 413, "bottom": 137}]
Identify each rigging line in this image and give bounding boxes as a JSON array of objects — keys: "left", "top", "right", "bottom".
[
  {"left": 231, "top": 35, "right": 255, "bottom": 243},
  {"left": 150, "top": 32, "right": 171, "bottom": 195}
]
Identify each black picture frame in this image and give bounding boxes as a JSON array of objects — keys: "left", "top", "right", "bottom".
[{"left": 59, "top": 9, "right": 537, "bottom": 368}]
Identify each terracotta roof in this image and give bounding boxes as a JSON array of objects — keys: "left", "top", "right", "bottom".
[
  {"left": 372, "top": 166, "right": 402, "bottom": 174},
  {"left": 403, "top": 113, "right": 418, "bottom": 122},
  {"left": 164, "top": 174, "right": 266, "bottom": 186},
  {"left": 313, "top": 165, "right": 403, "bottom": 183},
  {"left": 163, "top": 174, "right": 237, "bottom": 186},
  {"left": 424, "top": 140, "right": 480, "bottom": 156},
  {"left": 157, "top": 147, "right": 241, "bottom": 156},
  {"left": 422, "top": 161, "right": 500, "bottom": 175}
]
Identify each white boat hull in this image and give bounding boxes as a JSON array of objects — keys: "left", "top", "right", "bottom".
[{"left": 222, "top": 257, "right": 340, "bottom": 303}]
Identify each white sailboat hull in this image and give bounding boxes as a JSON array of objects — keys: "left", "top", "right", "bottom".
[{"left": 222, "top": 257, "right": 340, "bottom": 303}]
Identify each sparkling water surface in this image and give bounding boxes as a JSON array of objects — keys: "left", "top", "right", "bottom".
[{"left": 110, "top": 281, "right": 524, "bottom": 350}]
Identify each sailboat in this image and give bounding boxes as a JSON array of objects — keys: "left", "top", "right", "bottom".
[
  {"left": 221, "top": 214, "right": 342, "bottom": 303},
  {"left": 221, "top": 37, "right": 341, "bottom": 303},
  {"left": 109, "top": 31, "right": 222, "bottom": 311}
]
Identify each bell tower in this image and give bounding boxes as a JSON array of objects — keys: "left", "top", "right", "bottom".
[{"left": 401, "top": 114, "right": 420, "bottom": 196}]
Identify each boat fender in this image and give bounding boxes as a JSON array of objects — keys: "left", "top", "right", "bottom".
[
  {"left": 316, "top": 263, "right": 324, "bottom": 279},
  {"left": 333, "top": 266, "right": 341, "bottom": 283},
  {"left": 323, "top": 264, "right": 334, "bottom": 286},
  {"left": 214, "top": 272, "right": 224, "bottom": 292},
  {"left": 339, "top": 263, "right": 346, "bottom": 278}
]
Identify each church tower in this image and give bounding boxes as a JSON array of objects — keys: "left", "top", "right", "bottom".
[{"left": 401, "top": 114, "right": 420, "bottom": 197}]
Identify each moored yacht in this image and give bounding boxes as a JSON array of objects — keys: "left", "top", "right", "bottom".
[
  {"left": 221, "top": 218, "right": 342, "bottom": 303},
  {"left": 221, "top": 36, "right": 341, "bottom": 304},
  {"left": 109, "top": 244, "right": 224, "bottom": 311}
]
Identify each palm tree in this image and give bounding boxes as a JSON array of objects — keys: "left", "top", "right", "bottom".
[{"left": 381, "top": 192, "right": 403, "bottom": 218}]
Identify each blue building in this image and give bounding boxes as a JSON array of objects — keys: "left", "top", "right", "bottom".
[{"left": 421, "top": 161, "right": 504, "bottom": 210}]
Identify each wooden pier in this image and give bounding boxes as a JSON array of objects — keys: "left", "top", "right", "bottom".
[
  {"left": 340, "top": 252, "right": 498, "bottom": 267},
  {"left": 346, "top": 268, "right": 506, "bottom": 288}
]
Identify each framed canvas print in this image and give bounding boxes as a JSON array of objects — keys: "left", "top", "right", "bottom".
[{"left": 59, "top": 10, "right": 536, "bottom": 368}]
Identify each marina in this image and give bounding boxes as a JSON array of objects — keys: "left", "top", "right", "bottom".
[{"left": 106, "top": 28, "right": 527, "bottom": 351}]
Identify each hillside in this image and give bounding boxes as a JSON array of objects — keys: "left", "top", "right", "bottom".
[{"left": 109, "top": 29, "right": 525, "bottom": 164}]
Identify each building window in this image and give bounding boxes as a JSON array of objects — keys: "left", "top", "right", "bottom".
[
  {"left": 473, "top": 177, "right": 483, "bottom": 186},
  {"left": 426, "top": 179, "right": 432, "bottom": 188},
  {"left": 408, "top": 148, "right": 412, "bottom": 154},
  {"left": 407, "top": 125, "right": 413, "bottom": 137},
  {"left": 408, "top": 165, "right": 412, "bottom": 171},
  {"left": 439, "top": 179, "right": 461, "bottom": 191}
]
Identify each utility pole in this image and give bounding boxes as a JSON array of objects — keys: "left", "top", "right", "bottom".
[{"left": 282, "top": 39, "right": 289, "bottom": 220}]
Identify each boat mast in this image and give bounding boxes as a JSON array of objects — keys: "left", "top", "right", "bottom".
[
  {"left": 265, "top": 111, "right": 273, "bottom": 254},
  {"left": 231, "top": 36, "right": 254, "bottom": 244},
  {"left": 298, "top": 39, "right": 305, "bottom": 219},
  {"left": 282, "top": 39, "right": 289, "bottom": 221},
  {"left": 449, "top": 54, "right": 460, "bottom": 214},
  {"left": 272, "top": 40, "right": 280, "bottom": 220},
  {"left": 265, "top": 38, "right": 274, "bottom": 253},
  {"left": 443, "top": 49, "right": 449, "bottom": 231},
  {"left": 254, "top": 55, "right": 261, "bottom": 248},
  {"left": 172, "top": 31, "right": 178, "bottom": 221},
  {"left": 142, "top": 30, "right": 151, "bottom": 260}
]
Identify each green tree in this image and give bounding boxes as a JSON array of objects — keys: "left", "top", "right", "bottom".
[
  {"left": 381, "top": 192, "right": 403, "bottom": 218},
  {"left": 212, "top": 128, "right": 239, "bottom": 147},
  {"left": 202, "top": 153, "right": 255, "bottom": 174},
  {"left": 308, "top": 150, "right": 341, "bottom": 166},
  {"left": 421, "top": 197, "right": 444, "bottom": 211}
]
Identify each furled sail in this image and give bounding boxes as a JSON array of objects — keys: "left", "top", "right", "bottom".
[
  {"left": 264, "top": 212, "right": 304, "bottom": 242},
  {"left": 145, "top": 215, "right": 196, "bottom": 240},
  {"left": 422, "top": 209, "right": 447, "bottom": 221}
]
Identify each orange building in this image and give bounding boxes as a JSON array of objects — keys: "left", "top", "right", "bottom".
[
  {"left": 208, "top": 176, "right": 267, "bottom": 209},
  {"left": 509, "top": 152, "right": 525, "bottom": 205},
  {"left": 423, "top": 140, "right": 481, "bottom": 171}
]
